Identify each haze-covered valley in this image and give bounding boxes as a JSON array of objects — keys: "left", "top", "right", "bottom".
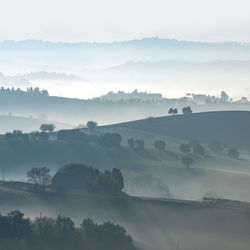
[
  {"left": 1, "top": 38, "right": 250, "bottom": 99},
  {"left": 1, "top": 14, "right": 250, "bottom": 250}
]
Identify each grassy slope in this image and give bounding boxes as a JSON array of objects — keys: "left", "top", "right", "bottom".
[
  {"left": 82, "top": 121, "right": 250, "bottom": 201},
  {"left": 1, "top": 111, "right": 250, "bottom": 201}
]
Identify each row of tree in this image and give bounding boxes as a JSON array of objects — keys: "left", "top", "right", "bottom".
[{"left": 0, "top": 210, "right": 137, "bottom": 250}]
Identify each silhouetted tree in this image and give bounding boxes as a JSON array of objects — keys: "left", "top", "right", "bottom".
[
  {"left": 27, "top": 167, "right": 51, "bottom": 186},
  {"left": 182, "top": 106, "right": 192, "bottom": 114},
  {"left": 180, "top": 144, "right": 191, "bottom": 153},
  {"left": 87, "top": 121, "right": 97, "bottom": 129},
  {"left": 168, "top": 108, "right": 178, "bottom": 115},
  {"left": 182, "top": 156, "right": 194, "bottom": 168},
  {"left": 40, "top": 123, "right": 55, "bottom": 132},
  {"left": 228, "top": 148, "right": 239, "bottom": 159},
  {"left": 154, "top": 140, "right": 166, "bottom": 151}
]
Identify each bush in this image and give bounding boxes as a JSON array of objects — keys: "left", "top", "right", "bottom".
[{"left": 154, "top": 140, "right": 166, "bottom": 151}]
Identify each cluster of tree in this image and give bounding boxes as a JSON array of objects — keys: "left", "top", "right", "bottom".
[
  {"left": 4, "top": 123, "right": 55, "bottom": 143},
  {"left": 52, "top": 163, "right": 124, "bottom": 194},
  {"left": 0, "top": 86, "right": 49, "bottom": 97},
  {"left": 127, "top": 138, "right": 145, "bottom": 150},
  {"left": 182, "top": 106, "right": 192, "bottom": 114},
  {"left": 57, "top": 129, "right": 122, "bottom": 149},
  {"left": 168, "top": 107, "right": 178, "bottom": 115},
  {"left": 0, "top": 210, "right": 137, "bottom": 250},
  {"left": 86, "top": 121, "right": 98, "bottom": 129},
  {"left": 4, "top": 130, "right": 29, "bottom": 143},
  {"left": 27, "top": 167, "right": 51, "bottom": 186},
  {"left": 39, "top": 123, "right": 55, "bottom": 132}
]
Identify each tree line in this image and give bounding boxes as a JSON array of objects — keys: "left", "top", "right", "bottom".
[{"left": 0, "top": 210, "right": 137, "bottom": 250}]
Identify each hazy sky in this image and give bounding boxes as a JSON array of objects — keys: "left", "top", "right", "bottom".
[{"left": 0, "top": 0, "right": 250, "bottom": 42}]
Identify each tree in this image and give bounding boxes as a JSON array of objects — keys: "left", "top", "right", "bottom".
[
  {"left": 228, "top": 148, "right": 239, "bottom": 159},
  {"left": 128, "top": 138, "right": 135, "bottom": 149},
  {"left": 87, "top": 121, "right": 97, "bottom": 129},
  {"left": 182, "top": 156, "right": 194, "bottom": 168},
  {"left": 27, "top": 167, "right": 51, "bottom": 186},
  {"left": 180, "top": 144, "right": 191, "bottom": 153},
  {"left": 209, "top": 141, "right": 223, "bottom": 153},
  {"left": 40, "top": 123, "right": 55, "bottom": 133},
  {"left": 182, "top": 106, "right": 192, "bottom": 114},
  {"left": 154, "top": 140, "right": 166, "bottom": 151},
  {"left": 168, "top": 108, "right": 178, "bottom": 115}
]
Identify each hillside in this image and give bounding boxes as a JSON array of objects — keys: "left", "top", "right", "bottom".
[
  {"left": 109, "top": 111, "right": 250, "bottom": 150},
  {"left": 0, "top": 182, "right": 249, "bottom": 250}
]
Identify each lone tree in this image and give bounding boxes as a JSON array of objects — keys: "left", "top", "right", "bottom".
[
  {"left": 154, "top": 140, "right": 166, "bottom": 151},
  {"left": 228, "top": 148, "right": 239, "bottom": 159},
  {"left": 168, "top": 108, "right": 178, "bottom": 115},
  {"left": 180, "top": 144, "right": 191, "bottom": 154},
  {"left": 182, "top": 156, "right": 194, "bottom": 168},
  {"left": 40, "top": 123, "right": 55, "bottom": 133},
  {"left": 182, "top": 106, "right": 192, "bottom": 115},
  {"left": 27, "top": 167, "right": 51, "bottom": 186},
  {"left": 87, "top": 121, "right": 97, "bottom": 130}
]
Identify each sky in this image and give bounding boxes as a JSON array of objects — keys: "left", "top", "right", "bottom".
[{"left": 0, "top": 0, "right": 250, "bottom": 42}]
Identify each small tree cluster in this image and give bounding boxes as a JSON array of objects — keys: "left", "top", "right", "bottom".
[
  {"left": 52, "top": 163, "right": 124, "bottom": 194},
  {"left": 40, "top": 123, "right": 55, "bottom": 133},
  {"left": 27, "top": 167, "right": 51, "bottom": 186},
  {"left": 87, "top": 121, "right": 98, "bottom": 130},
  {"left": 168, "top": 108, "right": 178, "bottom": 115}
]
